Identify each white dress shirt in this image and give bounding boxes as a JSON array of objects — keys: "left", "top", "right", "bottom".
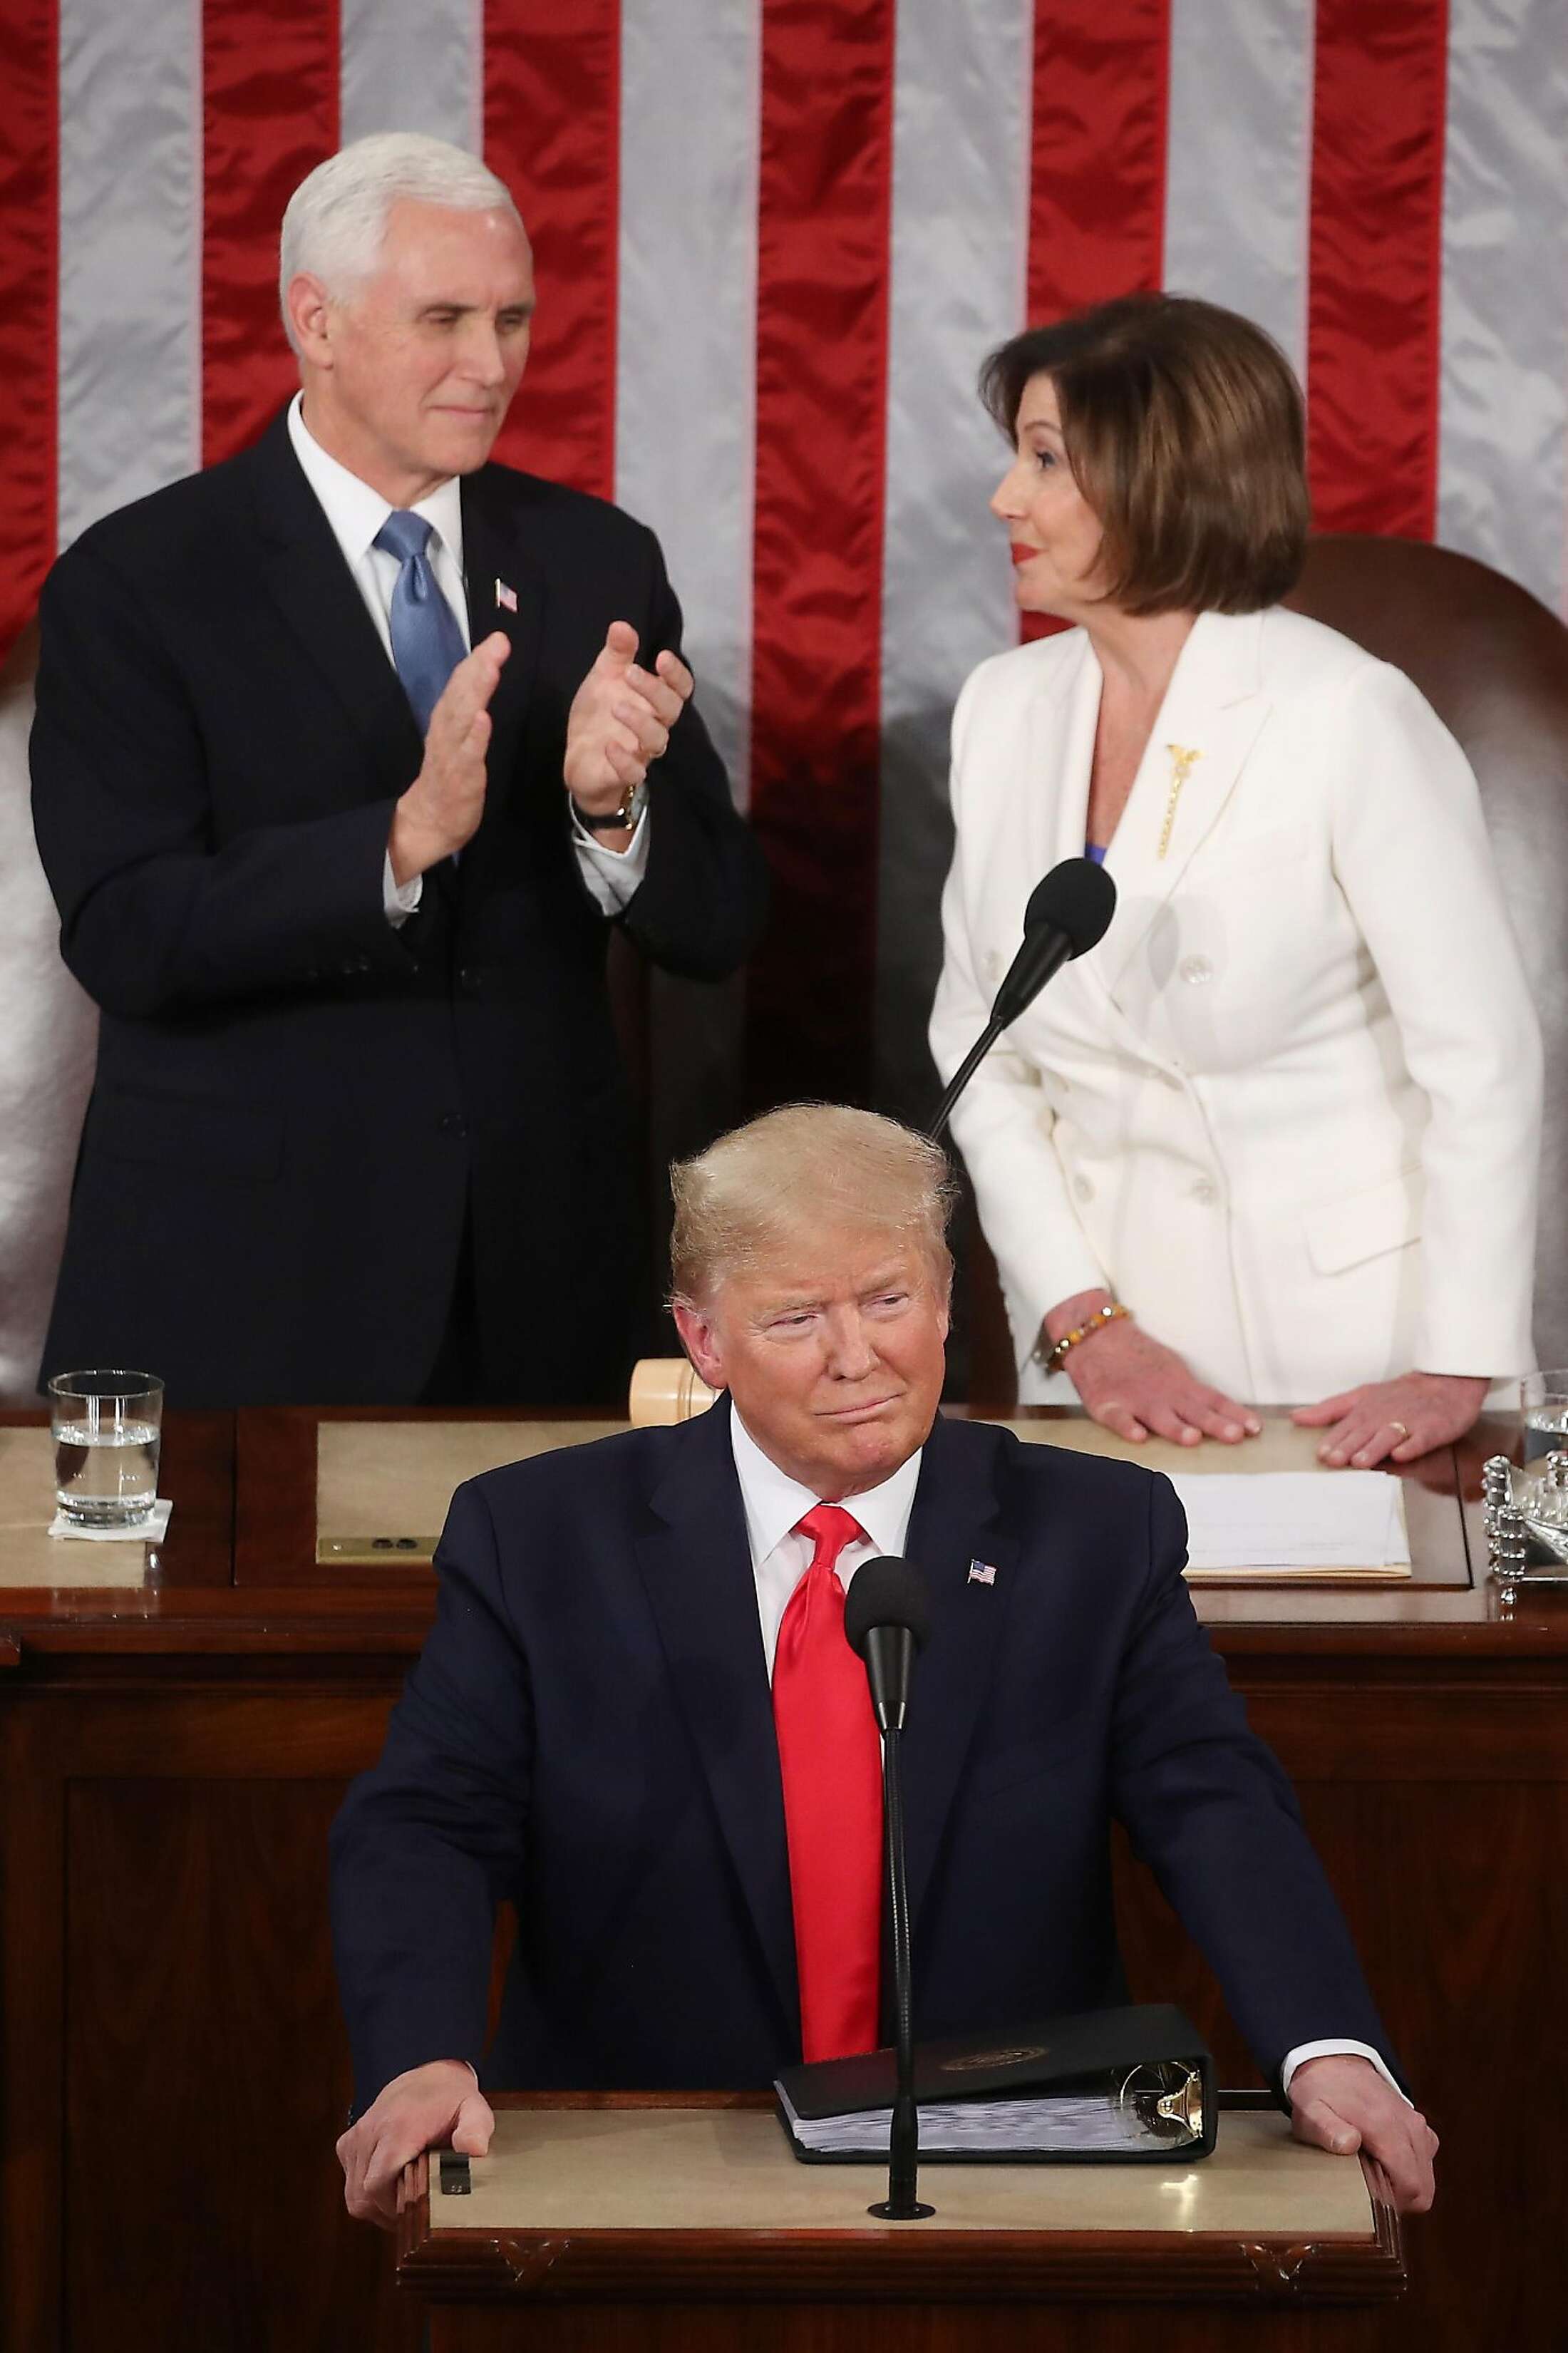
[
  {"left": 285, "top": 394, "right": 649, "bottom": 922},
  {"left": 729, "top": 1406, "right": 923, "bottom": 1680},
  {"left": 726, "top": 1405, "right": 1402, "bottom": 2106}
]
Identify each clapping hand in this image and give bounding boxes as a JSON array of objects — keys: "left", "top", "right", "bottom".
[
  {"left": 388, "top": 632, "right": 511, "bottom": 882},
  {"left": 1291, "top": 1372, "right": 1487, "bottom": 1466},
  {"left": 564, "top": 621, "right": 691, "bottom": 821},
  {"left": 336, "top": 2059, "right": 495, "bottom": 2231}
]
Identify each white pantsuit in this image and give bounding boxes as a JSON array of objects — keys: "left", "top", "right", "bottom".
[{"left": 929, "top": 607, "right": 1542, "bottom": 1404}]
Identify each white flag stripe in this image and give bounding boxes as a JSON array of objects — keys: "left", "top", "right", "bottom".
[
  {"left": 1437, "top": 0, "right": 1568, "bottom": 618},
  {"left": 339, "top": 0, "right": 483, "bottom": 152},
  {"left": 875, "top": 0, "right": 1033, "bottom": 1110},
  {"left": 1163, "top": 0, "right": 1315, "bottom": 381},
  {"left": 56, "top": 0, "right": 202, "bottom": 549},
  {"left": 614, "top": 0, "right": 761, "bottom": 808}
]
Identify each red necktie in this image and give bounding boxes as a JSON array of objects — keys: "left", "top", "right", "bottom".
[{"left": 771, "top": 1503, "right": 884, "bottom": 2061}]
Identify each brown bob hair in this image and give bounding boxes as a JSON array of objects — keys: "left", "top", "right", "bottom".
[{"left": 979, "top": 293, "right": 1309, "bottom": 615}]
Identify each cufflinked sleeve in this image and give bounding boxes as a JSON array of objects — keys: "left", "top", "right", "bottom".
[
  {"left": 1108, "top": 1472, "right": 1398, "bottom": 2089},
  {"left": 614, "top": 528, "right": 769, "bottom": 980}
]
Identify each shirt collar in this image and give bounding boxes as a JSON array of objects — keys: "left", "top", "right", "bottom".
[
  {"left": 287, "top": 391, "right": 466, "bottom": 575},
  {"left": 728, "top": 1401, "right": 923, "bottom": 1565}
]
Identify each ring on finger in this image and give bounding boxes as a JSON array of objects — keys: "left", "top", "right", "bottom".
[{"left": 1386, "top": 1419, "right": 1410, "bottom": 1441}]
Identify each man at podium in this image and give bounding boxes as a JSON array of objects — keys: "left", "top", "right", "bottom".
[{"left": 331, "top": 1105, "right": 1437, "bottom": 2223}]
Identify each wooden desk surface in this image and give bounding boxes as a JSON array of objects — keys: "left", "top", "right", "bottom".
[
  {"left": 396, "top": 2094, "right": 1401, "bottom": 2310},
  {"left": 419, "top": 2101, "right": 1374, "bottom": 2238}
]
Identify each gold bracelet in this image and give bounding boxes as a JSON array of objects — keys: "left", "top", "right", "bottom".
[{"left": 1043, "top": 1301, "right": 1132, "bottom": 1374}]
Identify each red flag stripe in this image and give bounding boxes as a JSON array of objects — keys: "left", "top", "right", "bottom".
[
  {"left": 1023, "top": 0, "right": 1171, "bottom": 641},
  {"left": 0, "top": 0, "right": 57, "bottom": 661},
  {"left": 484, "top": 2, "right": 620, "bottom": 499},
  {"left": 1307, "top": 0, "right": 1449, "bottom": 537},
  {"left": 746, "top": 0, "right": 896, "bottom": 1106},
  {"left": 1028, "top": 0, "right": 1171, "bottom": 319},
  {"left": 201, "top": 0, "right": 340, "bottom": 466}
]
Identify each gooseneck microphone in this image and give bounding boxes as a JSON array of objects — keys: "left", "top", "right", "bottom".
[
  {"left": 844, "top": 1556, "right": 934, "bottom": 2220},
  {"left": 927, "top": 855, "right": 1117, "bottom": 1142}
]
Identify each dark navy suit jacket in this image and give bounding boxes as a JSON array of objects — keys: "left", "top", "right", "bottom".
[
  {"left": 330, "top": 1400, "right": 1392, "bottom": 2110},
  {"left": 30, "top": 412, "right": 766, "bottom": 1406}
]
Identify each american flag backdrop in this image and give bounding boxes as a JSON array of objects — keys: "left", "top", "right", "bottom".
[{"left": 1, "top": 0, "right": 1567, "bottom": 1389}]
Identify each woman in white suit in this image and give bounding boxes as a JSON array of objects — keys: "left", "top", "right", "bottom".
[{"left": 929, "top": 294, "right": 1541, "bottom": 1463}]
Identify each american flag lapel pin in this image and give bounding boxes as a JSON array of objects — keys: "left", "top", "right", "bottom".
[
  {"left": 967, "top": 1560, "right": 997, "bottom": 1586},
  {"left": 495, "top": 577, "right": 518, "bottom": 613}
]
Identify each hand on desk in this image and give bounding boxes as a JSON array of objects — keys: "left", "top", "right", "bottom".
[
  {"left": 1289, "top": 2054, "right": 1438, "bottom": 2213},
  {"left": 336, "top": 2059, "right": 495, "bottom": 2230},
  {"left": 1291, "top": 1371, "right": 1488, "bottom": 1467},
  {"left": 1046, "top": 1297, "right": 1260, "bottom": 1447}
]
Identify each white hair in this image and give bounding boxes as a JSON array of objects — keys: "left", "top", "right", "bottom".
[{"left": 279, "top": 133, "right": 522, "bottom": 352}]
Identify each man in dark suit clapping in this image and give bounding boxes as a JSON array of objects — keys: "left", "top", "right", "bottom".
[
  {"left": 30, "top": 133, "right": 766, "bottom": 1409},
  {"left": 331, "top": 1104, "right": 1436, "bottom": 2225}
]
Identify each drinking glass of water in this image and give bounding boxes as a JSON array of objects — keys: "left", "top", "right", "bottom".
[
  {"left": 1520, "top": 1370, "right": 1568, "bottom": 1466},
  {"left": 48, "top": 1370, "right": 164, "bottom": 1528}
]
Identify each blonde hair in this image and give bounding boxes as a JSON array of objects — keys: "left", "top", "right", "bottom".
[{"left": 669, "top": 1104, "right": 957, "bottom": 1307}]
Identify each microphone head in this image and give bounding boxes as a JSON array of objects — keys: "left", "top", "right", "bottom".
[
  {"left": 1022, "top": 856, "right": 1117, "bottom": 959},
  {"left": 843, "top": 1555, "right": 931, "bottom": 1659}
]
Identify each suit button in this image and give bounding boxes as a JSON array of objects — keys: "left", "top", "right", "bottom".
[
  {"left": 438, "top": 1113, "right": 468, "bottom": 1138},
  {"left": 1180, "top": 954, "right": 1215, "bottom": 985},
  {"left": 1192, "top": 1178, "right": 1219, "bottom": 1206},
  {"left": 458, "top": 965, "right": 482, "bottom": 996},
  {"left": 1073, "top": 1174, "right": 1094, "bottom": 1203}
]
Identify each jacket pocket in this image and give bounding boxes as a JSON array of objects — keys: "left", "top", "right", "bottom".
[
  {"left": 90, "top": 1088, "right": 284, "bottom": 1183},
  {"left": 1303, "top": 1168, "right": 1423, "bottom": 1276}
]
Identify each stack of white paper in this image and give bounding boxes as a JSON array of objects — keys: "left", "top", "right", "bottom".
[
  {"left": 1167, "top": 1471, "right": 1408, "bottom": 1574},
  {"left": 776, "top": 2086, "right": 1165, "bottom": 2157}
]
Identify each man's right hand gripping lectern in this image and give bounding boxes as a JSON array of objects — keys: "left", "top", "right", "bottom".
[{"left": 397, "top": 2092, "right": 1404, "bottom": 2353}]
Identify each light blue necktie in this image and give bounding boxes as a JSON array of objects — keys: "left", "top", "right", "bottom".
[{"left": 373, "top": 510, "right": 468, "bottom": 735}]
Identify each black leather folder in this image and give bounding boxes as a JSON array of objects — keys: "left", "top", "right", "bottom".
[{"left": 774, "top": 2002, "right": 1216, "bottom": 2165}]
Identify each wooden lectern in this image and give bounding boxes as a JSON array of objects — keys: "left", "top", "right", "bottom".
[{"left": 398, "top": 2092, "right": 1403, "bottom": 2352}]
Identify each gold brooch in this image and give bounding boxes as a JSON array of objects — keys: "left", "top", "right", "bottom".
[{"left": 1157, "top": 744, "right": 1202, "bottom": 860}]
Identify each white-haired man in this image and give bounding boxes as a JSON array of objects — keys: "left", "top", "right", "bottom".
[
  {"left": 332, "top": 1105, "right": 1436, "bottom": 2227},
  {"left": 31, "top": 134, "right": 766, "bottom": 1409}
]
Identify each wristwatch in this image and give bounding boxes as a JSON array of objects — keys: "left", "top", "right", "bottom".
[{"left": 575, "top": 781, "right": 646, "bottom": 833}]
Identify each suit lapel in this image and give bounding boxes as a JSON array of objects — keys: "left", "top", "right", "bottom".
[
  {"left": 632, "top": 1399, "right": 800, "bottom": 2035},
  {"left": 1043, "top": 630, "right": 1103, "bottom": 872},
  {"left": 1097, "top": 608, "right": 1272, "bottom": 999},
  {"left": 899, "top": 1416, "right": 1019, "bottom": 1933},
  {"left": 247, "top": 414, "right": 425, "bottom": 786},
  {"left": 981, "top": 635, "right": 1102, "bottom": 1029},
  {"left": 460, "top": 472, "right": 546, "bottom": 812}
]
